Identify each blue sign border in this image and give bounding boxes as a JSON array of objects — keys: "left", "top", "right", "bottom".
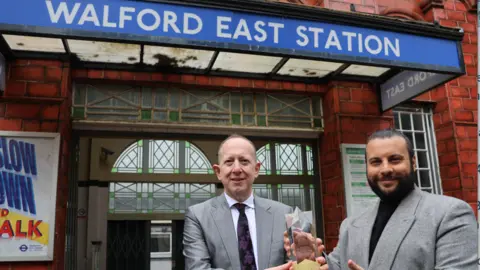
[{"left": 0, "top": 0, "right": 465, "bottom": 74}]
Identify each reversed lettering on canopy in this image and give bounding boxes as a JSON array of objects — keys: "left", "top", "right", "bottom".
[{"left": 379, "top": 71, "right": 456, "bottom": 111}]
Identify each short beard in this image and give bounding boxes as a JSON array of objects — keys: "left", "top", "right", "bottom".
[{"left": 368, "top": 164, "right": 416, "bottom": 204}]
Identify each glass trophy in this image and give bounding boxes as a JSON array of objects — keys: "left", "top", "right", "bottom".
[{"left": 285, "top": 207, "right": 322, "bottom": 270}]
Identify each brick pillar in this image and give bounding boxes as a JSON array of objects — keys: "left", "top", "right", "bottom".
[
  {"left": 0, "top": 59, "right": 72, "bottom": 270},
  {"left": 417, "top": 0, "right": 478, "bottom": 212},
  {"left": 320, "top": 81, "right": 393, "bottom": 252}
]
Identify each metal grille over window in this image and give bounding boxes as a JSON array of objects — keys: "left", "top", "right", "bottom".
[
  {"left": 73, "top": 84, "right": 323, "bottom": 130},
  {"left": 393, "top": 106, "right": 442, "bottom": 194}
]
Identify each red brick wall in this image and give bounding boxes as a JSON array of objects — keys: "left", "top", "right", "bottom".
[
  {"left": 432, "top": 0, "right": 478, "bottom": 214},
  {"left": 320, "top": 82, "right": 394, "bottom": 251},
  {"left": 72, "top": 69, "right": 326, "bottom": 93},
  {"left": 0, "top": 60, "right": 72, "bottom": 270}
]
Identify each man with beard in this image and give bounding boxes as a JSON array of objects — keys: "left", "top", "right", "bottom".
[{"left": 284, "top": 129, "right": 477, "bottom": 270}]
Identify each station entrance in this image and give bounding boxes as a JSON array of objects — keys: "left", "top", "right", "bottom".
[{"left": 74, "top": 130, "right": 322, "bottom": 270}]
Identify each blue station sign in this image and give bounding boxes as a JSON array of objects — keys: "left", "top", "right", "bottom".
[{"left": 0, "top": 0, "right": 464, "bottom": 73}]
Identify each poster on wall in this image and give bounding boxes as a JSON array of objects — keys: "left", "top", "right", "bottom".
[
  {"left": 340, "top": 144, "right": 378, "bottom": 217},
  {"left": 0, "top": 131, "right": 60, "bottom": 262}
]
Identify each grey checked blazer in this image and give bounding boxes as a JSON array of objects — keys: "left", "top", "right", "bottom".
[
  {"left": 326, "top": 186, "right": 478, "bottom": 270},
  {"left": 183, "top": 194, "right": 293, "bottom": 270}
]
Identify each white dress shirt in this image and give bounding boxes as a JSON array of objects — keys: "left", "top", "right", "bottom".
[{"left": 224, "top": 192, "right": 259, "bottom": 269}]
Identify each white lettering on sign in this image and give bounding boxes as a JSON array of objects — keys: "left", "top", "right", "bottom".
[
  {"left": 407, "top": 72, "right": 436, "bottom": 88},
  {"left": 325, "top": 30, "right": 342, "bottom": 50},
  {"left": 295, "top": 28, "right": 399, "bottom": 56},
  {"left": 184, "top": 13, "right": 202, "bottom": 35},
  {"left": 46, "top": 1, "right": 206, "bottom": 34},
  {"left": 44, "top": 1, "right": 402, "bottom": 58},
  {"left": 386, "top": 82, "right": 405, "bottom": 99},
  {"left": 137, "top": 9, "right": 160, "bottom": 31},
  {"left": 254, "top": 21, "right": 267, "bottom": 42},
  {"left": 216, "top": 17, "right": 285, "bottom": 44},
  {"left": 102, "top": 6, "right": 117, "bottom": 28},
  {"left": 164, "top": 11, "right": 180, "bottom": 33},
  {"left": 384, "top": 72, "right": 438, "bottom": 100},
  {"left": 217, "top": 16, "right": 232, "bottom": 38},
  {"left": 46, "top": 2, "right": 81, "bottom": 24}
]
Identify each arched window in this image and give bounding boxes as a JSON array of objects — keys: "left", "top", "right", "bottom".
[
  {"left": 111, "top": 139, "right": 214, "bottom": 174},
  {"left": 111, "top": 140, "right": 143, "bottom": 173}
]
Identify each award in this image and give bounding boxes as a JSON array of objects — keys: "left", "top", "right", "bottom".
[{"left": 285, "top": 207, "right": 322, "bottom": 270}]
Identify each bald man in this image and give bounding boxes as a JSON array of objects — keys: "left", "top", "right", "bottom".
[{"left": 183, "top": 134, "right": 293, "bottom": 270}]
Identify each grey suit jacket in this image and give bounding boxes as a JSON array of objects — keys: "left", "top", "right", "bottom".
[
  {"left": 183, "top": 194, "right": 293, "bottom": 270},
  {"left": 326, "top": 187, "right": 478, "bottom": 270}
]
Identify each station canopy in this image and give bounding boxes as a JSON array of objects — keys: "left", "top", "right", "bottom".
[{"left": 0, "top": 0, "right": 466, "bottom": 111}]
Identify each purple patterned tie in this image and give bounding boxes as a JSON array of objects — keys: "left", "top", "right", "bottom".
[{"left": 234, "top": 203, "right": 257, "bottom": 270}]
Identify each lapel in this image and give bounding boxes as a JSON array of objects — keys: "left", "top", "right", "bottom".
[
  {"left": 211, "top": 195, "right": 240, "bottom": 269},
  {"left": 349, "top": 201, "right": 380, "bottom": 268},
  {"left": 367, "top": 187, "right": 423, "bottom": 270},
  {"left": 254, "top": 196, "right": 274, "bottom": 270}
]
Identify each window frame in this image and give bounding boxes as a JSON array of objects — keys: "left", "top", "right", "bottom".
[{"left": 393, "top": 104, "right": 442, "bottom": 194}]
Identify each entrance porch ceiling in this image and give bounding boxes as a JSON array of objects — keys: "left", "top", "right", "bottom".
[{"left": 1, "top": 33, "right": 393, "bottom": 82}]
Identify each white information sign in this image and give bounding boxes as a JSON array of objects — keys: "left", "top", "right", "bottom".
[
  {"left": 0, "top": 131, "right": 60, "bottom": 262},
  {"left": 341, "top": 144, "right": 378, "bottom": 217}
]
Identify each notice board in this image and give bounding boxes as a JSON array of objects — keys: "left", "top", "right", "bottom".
[{"left": 340, "top": 144, "right": 378, "bottom": 217}]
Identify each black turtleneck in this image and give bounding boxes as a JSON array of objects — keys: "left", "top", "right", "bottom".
[{"left": 368, "top": 200, "right": 399, "bottom": 263}]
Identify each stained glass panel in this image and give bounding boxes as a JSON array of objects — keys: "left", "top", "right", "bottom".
[
  {"left": 275, "top": 144, "right": 303, "bottom": 175},
  {"left": 73, "top": 84, "right": 323, "bottom": 129},
  {"left": 278, "top": 184, "right": 306, "bottom": 210},
  {"left": 309, "top": 184, "right": 316, "bottom": 211},
  {"left": 256, "top": 144, "right": 271, "bottom": 175},
  {"left": 109, "top": 182, "right": 216, "bottom": 213},
  {"left": 149, "top": 140, "right": 180, "bottom": 173},
  {"left": 185, "top": 142, "right": 214, "bottom": 174},
  {"left": 112, "top": 140, "right": 143, "bottom": 173},
  {"left": 252, "top": 184, "right": 272, "bottom": 199},
  {"left": 306, "top": 146, "right": 314, "bottom": 176}
]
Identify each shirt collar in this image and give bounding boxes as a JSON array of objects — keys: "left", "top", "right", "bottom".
[{"left": 224, "top": 192, "right": 255, "bottom": 209}]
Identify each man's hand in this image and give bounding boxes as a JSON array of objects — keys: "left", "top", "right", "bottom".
[
  {"left": 347, "top": 260, "right": 364, "bottom": 270},
  {"left": 266, "top": 261, "right": 294, "bottom": 270},
  {"left": 283, "top": 231, "right": 325, "bottom": 259},
  {"left": 287, "top": 259, "right": 330, "bottom": 270}
]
